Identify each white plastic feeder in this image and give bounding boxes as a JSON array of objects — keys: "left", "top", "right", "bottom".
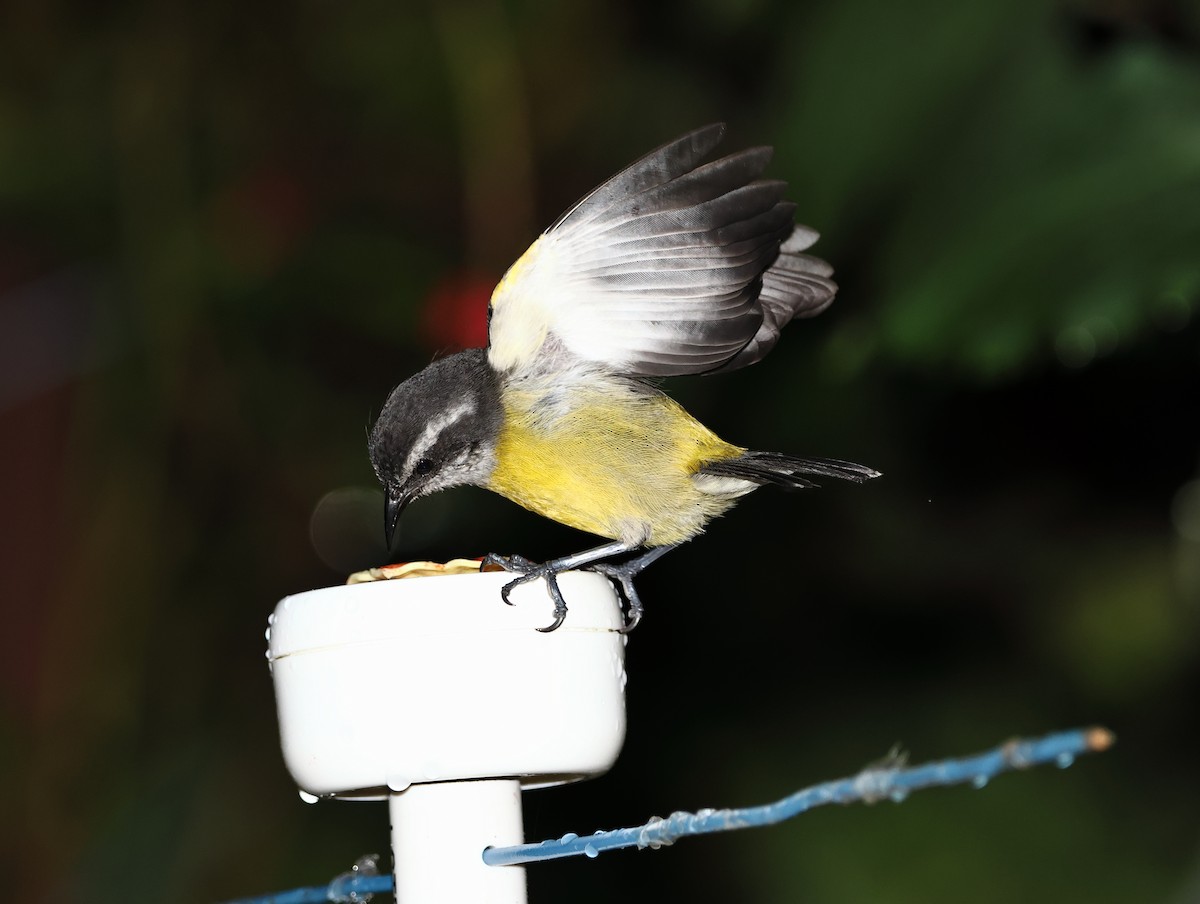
[{"left": 267, "top": 569, "right": 627, "bottom": 903}]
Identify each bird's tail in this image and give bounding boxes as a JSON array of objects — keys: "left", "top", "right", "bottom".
[{"left": 699, "top": 451, "right": 880, "bottom": 490}]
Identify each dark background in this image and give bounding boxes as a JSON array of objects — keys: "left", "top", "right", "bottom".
[{"left": 3, "top": 0, "right": 1199, "bottom": 901}]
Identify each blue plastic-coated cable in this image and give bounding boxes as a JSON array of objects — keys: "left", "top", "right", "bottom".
[
  {"left": 220, "top": 867, "right": 391, "bottom": 903},
  {"left": 481, "top": 726, "right": 1114, "bottom": 867},
  {"left": 220, "top": 727, "right": 1112, "bottom": 900}
]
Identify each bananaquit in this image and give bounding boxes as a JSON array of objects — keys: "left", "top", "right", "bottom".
[{"left": 369, "top": 123, "right": 879, "bottom": 632}]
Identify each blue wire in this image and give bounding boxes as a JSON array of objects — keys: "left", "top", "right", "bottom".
[
  {"left": 481, "top": 726, "right": 1113, "bottom": 866},
  {"left": 220, "top": 726, "right": 1112, "bottom": 900},
  {"left": 220, "top": 873, "right": 392, "bottom": 903}
]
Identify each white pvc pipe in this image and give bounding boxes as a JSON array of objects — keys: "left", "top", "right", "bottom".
[{"left": 390, "top": 778, "right": 527, "bottom": 904}]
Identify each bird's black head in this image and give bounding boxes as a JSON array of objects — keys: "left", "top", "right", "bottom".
[{"left": 368, "top": 348, "right": 503, "bottom": 546}]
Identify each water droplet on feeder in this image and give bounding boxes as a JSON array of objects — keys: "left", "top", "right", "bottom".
[
  {"left": 1056, "top": 752, "right": 1075, "bottom": 769},
  {"left": 583, "top": 843, "right": 599, "bottom": 859},
  {"left": 298, "top": 790, "right": 319, "bottom": 804},
  {"left": 972, "top": 775, "right": 989, "bottom": 789}
]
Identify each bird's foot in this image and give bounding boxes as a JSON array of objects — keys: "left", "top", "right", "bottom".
[
  {"left": 586, "top": 544, "right": 677, "bottom": 633},
  {"left": 587, "top": 561, "right": 646, "bottom": 633},
  {"left": 481, "top": 552, "right": 569, "bottom": 632},
  {"left": 483, "top": 541, "right": 648, "bottom": 633}
]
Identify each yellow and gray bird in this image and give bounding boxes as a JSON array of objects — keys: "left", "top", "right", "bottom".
[{"left": 369, "top": 123, "right": 879, "bottom": 631}]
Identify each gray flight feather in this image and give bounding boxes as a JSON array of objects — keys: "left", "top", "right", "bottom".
[{"left": 487, "top": 124, "right": 839, "bottom": 380}]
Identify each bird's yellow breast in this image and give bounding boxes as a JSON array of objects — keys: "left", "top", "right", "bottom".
[{"left": 486, "top": 383, "right": 744, "bottom": 546}]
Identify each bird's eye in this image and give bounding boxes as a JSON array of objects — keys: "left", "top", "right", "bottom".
[{"left": 413, "top": 458, "right": 434, "bottom": 476}]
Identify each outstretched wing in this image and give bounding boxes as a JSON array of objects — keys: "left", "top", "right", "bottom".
[{"left": 487, "top": 123, "right": 837, "bottom": 378}]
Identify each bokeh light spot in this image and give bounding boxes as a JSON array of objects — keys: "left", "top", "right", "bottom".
[
  {"left": 1055, "top": 325, "right": 1096, "bottom": 368},
  {"left": 309, "top": 486, "right": 388, "bottom": 574},
  {"left": 1170, "top": 479, "right": 1200, "bottom": 543}
]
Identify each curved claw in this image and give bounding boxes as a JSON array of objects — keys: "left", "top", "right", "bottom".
[
  {"left": 617, "top": 605, "right": 643, "bottom": 634},
  {"left": 498, "top": 576, "right": 520, "bottom": 606},
  {"left": 492, "top": 557, "right": 570, "bottom": 631}
]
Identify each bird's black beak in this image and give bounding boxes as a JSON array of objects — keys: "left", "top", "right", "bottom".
[{"left": 384, "top": 489, "right": 410, "bottom": 549}]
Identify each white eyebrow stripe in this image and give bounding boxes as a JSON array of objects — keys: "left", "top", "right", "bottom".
[{"left": 402, "top": 398, "right": 476, "bottom": 478}]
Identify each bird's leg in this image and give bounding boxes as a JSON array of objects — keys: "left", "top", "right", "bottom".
[
  {"left": 588, "top": 544, "right": 678, "bottom": 633},
  {"left": 483, "top": 540, "right": 636, "bottom": 632}
]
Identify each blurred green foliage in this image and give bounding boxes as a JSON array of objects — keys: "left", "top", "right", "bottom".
[{"left": 2, "top": 0, "right": 1199, "bottom": 902}]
